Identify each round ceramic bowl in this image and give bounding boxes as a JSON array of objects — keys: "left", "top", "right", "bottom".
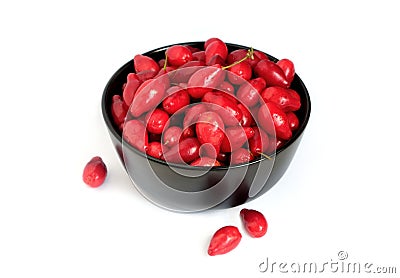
[{"left": 101, "top": 41, "right": 311, "bottom": 212}]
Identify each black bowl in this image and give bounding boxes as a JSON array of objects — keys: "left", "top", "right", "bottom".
[{"left": 101, "top": 41, "right": 311, "bottom": 212}]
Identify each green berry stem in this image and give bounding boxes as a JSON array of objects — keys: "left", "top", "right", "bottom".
[
  {"left": 163, "top": 53, "right": 168, "bottom": 71},
  {"left": 258, "top": 152, "right": 273, "bottom": 160},
  {"left": 222, "top": 47, "right": 254, "bottom": 70}
]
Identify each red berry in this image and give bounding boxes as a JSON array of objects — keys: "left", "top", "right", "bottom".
[
  {"left": 122, "top": 73, "right": 141, "bottom": 106},
  {"left": 275, "top": 138, "right": 286, "bottom": 150},
  {"left": 185, "top": 45, "right": 201, "bottom": 53},
  {"left": 166, "top": 45, "right": 193, "bottom": 67},
  {"left": 204, "top": 37, "right": 224, "bottom": 49},
  {"left": 230, "top": 148, "right": 254, "bottom": 165},
  {"left": 130, "top": 77, "right": 168, "bottom": 117},
  {"left": 201, "top": 91, "right": 242, "bottom": 126},
  {"left": 240, "top": 208, "right": 268, "bottom": 238},
  {"left": 286, "top": 111, "right": 300, "bottom": 130},
  {"left": 134, "top": 54, "right": 160, "bottom": 74},
  {"left": 182, "top": 103, "right": 208, "bottom": 129},
  {"left": 205, "top": 40, "right": 228, "bottom": 65},
  {"left": 181, "top": 126, "right": 195, "bottom": 139},
  {"left": 248, "top": 50, "right": 269, "bottom": 68},
  {"left": 261, "top": 86, "right": 301, "bottom": 112},
  {"left": 162, "top": 137, "right": 200, "bottom": 164},
  {"left": 146, "top": 141, "right": 165, "bottom": 160},
  {"left": 187, "top": 65, "right": 225, "bottom": 99},
  {"left": 162, "top": 126, "right": 182, "bottom": 147},
  {"left": 82, "top": 156, "right": 107, "bottom": 188},
  {"left": 196, "top": 111, "right": 225, "bottom": 155},
  {"left": 190, "top": 156, "right": 221, "bottom": 167},
  {"left": 227, "top": 49, "right": 249, "bottom": 65},
  {"left": 257, "top": 102, "right": 292, "bottom": 140},
  {"left": 206, "top": 54, "right": 226, "bottom": 66},
  {"left": 236, "top": 78, "right": 266, "bottom": 108},
  {"left": 169, "top": 60, "right": 205, "bottom": 83},
  {"left": 162, "top": 87, "right": 190, "bottom": 115},
  {"left": 154, "top": 66, "right": 176, "bottom": 79},
  {"left": 192, "top": 51, "right": 205, "bottom": 62},
  {"left": 227, "top": 62, "right": 252, "bottom": 85},
  {"left": 145, "top": 108, "right": 170, "bottom": 135},
  {"left": 207, "top": 226, "right": 242, "bottom": 256},
  {"left": 220, "top": 126, "right": 254, "bottom": 153},
  {"left": 277, "top": 58, "right": 295, "bottom": 85},
  {"left": 123, "top": 119, "right": 149, "bottom": 152},
  {"left": 218, "top": 81, "right": 235, "bottom": 95},
  {"left": 254, "top": 59, "right": 289, "bottom": 88},
  {"left": 111, "top": 95, "right": 128, "bottom": 126},
  {"left": 253, "top": 50, "right": 269, "bottom": 61},
  {"left": 237, "top": 103, "right": 254, "bottom": 127},
  {"left": 248, "top": 128, "right": 270, "bottom": 156}
]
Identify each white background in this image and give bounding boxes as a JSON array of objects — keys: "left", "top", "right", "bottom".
[{"left": 1, "top": 0, "right": 399, "bottom": 277}]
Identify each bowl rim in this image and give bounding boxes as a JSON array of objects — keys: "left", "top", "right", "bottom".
[{"left": 101, "top": 41, "right": 311, "bottom": 170}]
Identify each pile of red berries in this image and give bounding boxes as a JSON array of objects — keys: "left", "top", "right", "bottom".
[{"left": 110, "top": 38, "right": 302, "bottom": 166}]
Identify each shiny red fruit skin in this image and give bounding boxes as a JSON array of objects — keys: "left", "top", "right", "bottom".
[
  {"left": 196, "top": 111, "right": 225, "bottom": 155},
  {"left": 123, "top": 119, "right": 148, "bottom": 152},
  {"left": 227, "top": 49, "right": 248, "bottom": 65},
  {"left": 82, "top": 156, "right": 107, "bottom": 188},
  {"left": 166, "top": 45, "right": 193, "bottom": 67},
  {"left": 204, "top": 37, "right": 224, "bottom": 49},
  {"left": 236, "top": 77, "right": 266, "bottom": 108},
  {"left": 133, "top": 54, "right": 160, "bottom": 75},
  {"left": 145, "top": 108, "right": 169, "bottom": 135},
  {"left": 111, "top": 95, "right": 128, "bottom": 126},
  {"left": 122, "top": 73, "right": 141, "bottom": 106},
  {"left": 248, "top": 128, "right": 270, "bottom": 156},
  {"left": 258, "top": 102, "right": 292, "bottom": 140},
  {"left": 204, "top": 40, "right": 228, "bottom": 65},
  {"left": 286, "top": 111, "right": 300, "bottom": 130},
  {"left": 130, "top": 77, "right": 168, "bottom": 117},
  {"left": 183, "top": 103, "right": 208, "bottom": 129},
  {"left": 162, "top": 87, "right": 190, "bottom": 115},
  {"left": 230, "top": 148, "right": 254, "bottom": 165},
  {"left": 190, "top": 157, "right": 221, "bottom": 167},
  {"left": 227, "top": 62, "right": 252, "bottom": 85},
  {"left": 201, "top": 91, "right": 242, "bottom": 126},
  {"left": 240, "top": 209, "right": 268, "bottom": 238},
  {"left": 248, "top": 50, "right": 269, "bottom": 68},
  {"left": 192, "top": 51, "right": 205, "bottom": 62},
  {"left": 162, "top": 126, "right": 182, "bottom": 147},
  {"left": 187, "top": 65, "right": 225, "bottom": 99},
  {"left": 136, "top": 69, "right": 158, "bottom": 82},
  {"left": 218, "top": 81, "right": 235, "bottom": 95},
  {"left": 162, "top": 137, "right": 200, "bottom": 164},
  {"left": 181, "top": 125, "right": 195, "bottom": 139},
  {"left": 261, "top": 86, "right": 301, "bottom": 112},
  {"left": 169, "top": 60, "right": 205, "bottom": 83},
  {"left": 146, "top": 141, "right": 164, "bottom": 160},
  {"left": 220, "top": 126, "right": 255, "bottom": 153},
  {"left": 254, "top": 59, "right": 289, "bottom": 88},
  {"left": 277, "top": 58, "right": 295, "bottom": 85},
  {"left": 208, "top": 226, "right": 242, "bottom": 256},
  {"left": 237, "top": 103, "right": 254, "bottom": 127}
]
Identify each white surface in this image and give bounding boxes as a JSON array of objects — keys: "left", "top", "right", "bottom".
[{"left": 1, "top": 0, "right": 399, "bottom": 277}]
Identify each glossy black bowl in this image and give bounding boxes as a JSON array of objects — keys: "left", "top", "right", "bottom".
[{"left": 101, "top": 41, "right": 311, "bottom": 212}]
